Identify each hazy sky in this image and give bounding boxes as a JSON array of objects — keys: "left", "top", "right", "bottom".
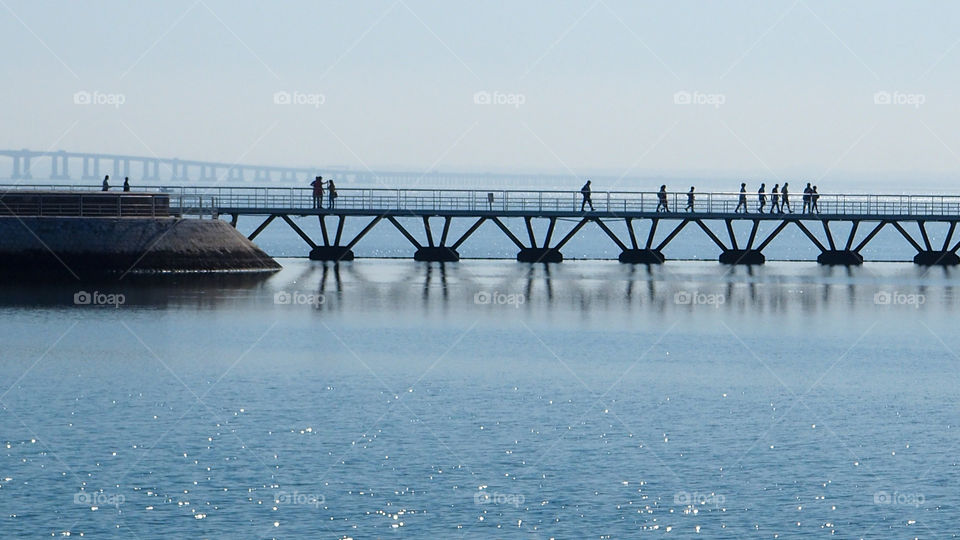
[{"left": 3, "top": 1, "right": 960, "bottom": 187}]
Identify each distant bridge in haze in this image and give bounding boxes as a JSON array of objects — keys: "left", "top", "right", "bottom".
[{"left": 0, "top": 148, "right": 580, "bottom": 188}]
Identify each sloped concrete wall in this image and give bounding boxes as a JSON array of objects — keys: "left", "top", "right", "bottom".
[{"left": 0, "top": 217, "right": 280, "bottom": 278}]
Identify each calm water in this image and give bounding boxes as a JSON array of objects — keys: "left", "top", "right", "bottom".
[{"left": 1, "top": 259, "right": 958, "bottom": 538}]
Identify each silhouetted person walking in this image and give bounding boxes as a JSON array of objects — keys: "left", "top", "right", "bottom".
[
  {"left": 781, "top": 182, "right": 792, "bottom": 213},
  {"left": 771, "top": 184, "right": 780, "bottom": 213},
  {"left": 656, "top": 185, "right": 669, "bottom": 212},
  {"left": 580, "top": 180, "right": 594, "bottom": 212},
  {"left": 812, "top": 186, "right": 821, "bottom": 214},
  {"left": 123, "top": 177, "right": 130, "bottom": 192},
  {"left": 327, "top": 179, "right": 338, "bottom": 209},
  {"left": 735, "top": 182, "right": 748, "bottom": 213},
  {"left": 802, "top": 182, "right": 813, "bottom": 214},
  {"left": 311, "top": 176, "right": 324, "bottom": 209},
  {"left": 686, "top": 186, "right": 695, "bottom": 212},
  {"left": 758, "top": 183, "right": 766, "bottom": 213},
  {"left": 101, "top": 175, "right": 110, "bottom": 191}
]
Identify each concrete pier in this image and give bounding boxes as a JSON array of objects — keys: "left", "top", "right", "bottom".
[
  {"left": 817, "top": 250, "right": 864, "bottom": 265},
  {"left": 0, "top": 217, "right": 280, "bottom": 278},
  {"left": 309, "top": 246, "right": 355, "bottom": 261},
  {"left": 719, "top": 249, "right": 765, "bottom": 265},
  {"left": 914, "top": 251, "right": 960, "bottom": 266},
  {"left": 0, "top": 192, "right": 279, "bottom": 278},
  {"left": 414, "top": 246, "right": 460, "bottom": 262},
  {"left": 618, "top": 249, "right": 665, "bottom": 264},
  {"left": 517, "top": 247, "right": 563, "bottom": 263}
]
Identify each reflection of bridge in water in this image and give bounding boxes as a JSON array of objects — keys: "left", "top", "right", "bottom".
[
  {"left": 296, "top": 261, "right": 958, "bottom": 314},
  {"left": 0, "top": 148, "right": 567, "bottom": 187}
]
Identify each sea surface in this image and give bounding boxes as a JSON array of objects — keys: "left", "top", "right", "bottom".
[{"left": 0, "top": 258, "right": 958, "bottom": 538}]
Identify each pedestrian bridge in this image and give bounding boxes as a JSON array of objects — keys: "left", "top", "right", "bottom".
[{"left": 3, "top": 184, "right": 960, "bottom": 266}]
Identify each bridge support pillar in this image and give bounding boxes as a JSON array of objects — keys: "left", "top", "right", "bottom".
[
  {"left": 309, "top": 246, "right": 355, "bottom": 261},
  {"left": 170, "top": 159, "right": 185, "bottom": 181},
  {"left": 81, "top": 157, "right": 101, "bottom": 180},
  {"left": 143, "top": 159, "right": 160, "bottom": 180},
  {"left": 12, "top": 151, "right": 32, "bottom": 180},
  {"left": 719, "top": 249, "right": 765, "bottom": 265},
  {"left": 51, "top": 152, "right": 70, "bottom": 179},
  {"left": 414, "top": 246, "right": 460, "bottom": 262},
  {"left": 618, "top": 249, "right": 664, "bottom": 264},
  {"left": 517, "top": 247, "right": 562, "bottom": 263},
  {"left": 914, "top": 251, "right": 960, "bottom": 266},
  {"left": 817, "top": 250, "right": 864, "bottom": 265}
]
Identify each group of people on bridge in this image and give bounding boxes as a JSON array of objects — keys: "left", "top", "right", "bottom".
[
  {"left": 730, "top": 182, "right": 822, "bottom": 215},
  {"left": 100, "top": 175, "right": 132, "bottom": 192},
  {"left": 578, "top": 180, "right": 824, "bottom": 214},
  {"left": 310, "top": 176, "right": 338, "bottom": 209}
]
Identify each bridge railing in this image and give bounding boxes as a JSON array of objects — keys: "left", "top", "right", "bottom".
[
  {"left": 4, "top": 184, "right": 960, "bottom": 217},
  {"left": 193, "top": 187, "right": 960, "bottom": 217}
]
